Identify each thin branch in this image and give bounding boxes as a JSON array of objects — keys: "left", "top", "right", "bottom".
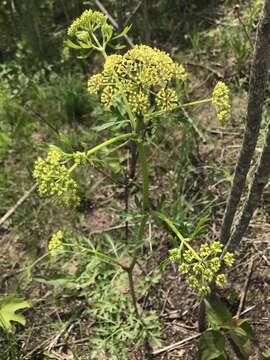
[
  {"left": 151, "top": 334, "right": 200, "bottom": 356},
  {"left": 0, "top": 184, "right": 37, "bottom": 227},
  {"left": 220, "top": 0, "right": 270, "bottom": 245},
  {"left": 94, "top": 0, "right": 135, "bottom": 48},
  {"left": 236, "top": 258, "right": 255, "bottom": 318},
  {"left": 124, "top": 1, "right": 143, "bottom": 27}
]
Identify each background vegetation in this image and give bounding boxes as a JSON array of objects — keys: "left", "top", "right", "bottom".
[{"left": 0, "top": 0, "right": 269, "bottom": 359}]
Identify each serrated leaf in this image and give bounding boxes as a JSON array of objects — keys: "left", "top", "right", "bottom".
[
  {"left": 0, "top": 296, "right": 31, "bottom": 332},
  {"left": 197, "top": 330, "right": 228, "bottom": 360},
  {"left": 204, "top": 298, "right": 234, "bottom": 329}
]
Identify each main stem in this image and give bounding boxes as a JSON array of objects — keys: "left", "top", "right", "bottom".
[{"left": 127, "top": 139, "right": 150, "bottom": 316}]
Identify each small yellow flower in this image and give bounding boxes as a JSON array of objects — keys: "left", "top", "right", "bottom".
[
  {"left": 128, "top": 91, "right": 150, "bottom": 115},
  {"left": 88, "top": 74, "right": 104, "bottom": 94},
  {"left": 33, "top": 148, "right": 79, "bottom": 207},
  {"left": 156, "top": 88, "right": 178, "bottom": 111},
  {"left": 212, "top": 81, "right": 231, "bottom": 122},
  {"left": 67, "top": 9, "right": 108, "bottom": 37},
  {"left": 101, "top": 86, "right": 118, "bottom": 108},
  {"left": 223, "top": 252, "right": 235, "bottom": 267},
  {"left": 85, "top": 44, "right": 186, "bottom": 116},
  {"left": 215, "top": 274, "right": 227, "bottom": 287},
  {"left": 48, "top": 231, "right": 64, "bottom": 257}
]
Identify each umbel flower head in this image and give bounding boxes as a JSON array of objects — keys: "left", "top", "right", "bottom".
[
  {"left": 169, "top": 240, "right": 235, "bottom": 295},
  {"left": 48, "top": 231, "right": 64, "bottom": 257},
  {"left": 67, "top": 9, "right": 113, "bottom": 49},
  {"left": 212, "top": 81, "right": 231, "bottom": 122},
  {"left": 88, "top": 45, "right": 187, "bottom": 115},
  {"left": 33, "top": 147, "right": 80, "bottom": 207}
]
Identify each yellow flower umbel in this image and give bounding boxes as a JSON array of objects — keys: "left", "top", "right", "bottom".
[
  {"left": 87, "top": 45, "right": 187, "bottom": 116},
  {"left": 212, "top": 81, "right": 231, "bottom": 123},
  {"left": 33, "top": 147, "right": 79, "bottom": 207},
  {"left": 67, "top": 9, "right": 112, "bottom": 50},
  {"left": 48, "top": 231, "right": 64, "bottom": 257},
  {"left": 169, "top": 240, "right": 235, "bottom": 295}
]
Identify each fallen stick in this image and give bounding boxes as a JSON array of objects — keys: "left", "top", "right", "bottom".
[
  {"left": 0, "top": 183, "right": 37, "bottom": 227},
  {"left": 151, "top": 334, "right": 200, "bottom": 356}
]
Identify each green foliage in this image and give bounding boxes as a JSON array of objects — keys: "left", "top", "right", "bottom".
[
  {"left": 33, "top": 234, "right": 161, "bottom": 358},
  {"left": 198, "top": 298, "right": 253, "bottom": 359},
  {"left": 0, "top": 296, "right": 31, "bottom": 333},
  {"left": 198, "top": 330, "right": 227, "bottom": 360}
]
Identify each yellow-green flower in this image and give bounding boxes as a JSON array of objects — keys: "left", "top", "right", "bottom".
[
  {"left": 88, "top": 73, "right": 104, "bottom": 94},
  {"left": 48, "top": 231, "right": 64, "bottom": 257},
  {"left": 156, "top": 88, "right": 178, "bottom": 111},
  {"left": 87, "top": 44, "right": 186, "bottom": 117},
  {"left": 212, "top": 81, "right": 231, "bottom": 122},
  {"left": 169, "top": 240, "right": 234, "bottom": 295},
  {"left": 215, "top": 274, "right": 227, "bottom": 288},
  {"left": 223, "top": 252, "right": 235, "bottom": 267},
  {"left": 101, "top": 86, "right": 118, "bottom": 108},
  {"left": 33, "top": 147, "right": 79, "bottom": 207},
  {"left": 67, "top": 9, "right": 108, "bottom": 37},
  {"left": 128, "top": 91, "right": 150, "bottom": 115}
]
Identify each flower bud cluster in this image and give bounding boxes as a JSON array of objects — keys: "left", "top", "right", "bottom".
[
  {"left": 48, "top": 230, "right": 64, "bottom": 257},
  {"left": 212, "top": 81, "right": 231, "bottom": 122},
  {"left": 33, "top": 147, "right": 80, "bottom": 207},
  {"left": 67, "top": 9, "right": 112, "bottom": 40},
  {"left": 169, "top": 241, "right": 235, "bottom": 295},
  {"left": 88, "top": 45, "right": 187, "bottom": 115}
]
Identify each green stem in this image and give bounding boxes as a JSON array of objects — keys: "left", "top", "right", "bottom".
[
  {"left": 62, "top": 243, "right": 125, "bottom": 269},
  {"left": 136, "top": 140, "right": 150, "bottom": 212},
  {"left": 68, "top": 132, "right": 135, "bottom": 173},
  {"left": 154, "top": 211, "right": 201, "bottom": 262},
  {"left": 125, "top": 139, "right": 150, "bottom": 315},
  {"left": 182, "top": 98, "right": 212, "bottom": 108},
  {"left": 145, "top": 98, "right": 212, "bottom": 120}
]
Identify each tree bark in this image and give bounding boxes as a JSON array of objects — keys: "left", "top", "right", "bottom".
[
  {"left": 226, "top": 121, "right": 270, "bottom": 251},
  {"left": 219, "top": 0, "right": 270, "bottom": 245}
]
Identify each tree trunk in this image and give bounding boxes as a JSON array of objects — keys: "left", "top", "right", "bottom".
[
  {"left": 219, "top": 0, "right": 270, "bottom": 245},
  {"left": 226, "top": 121, "right": 270, "bottom": 251}
]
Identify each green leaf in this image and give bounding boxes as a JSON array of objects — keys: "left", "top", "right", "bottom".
[
  {"left": 92, "top": 120, "right": 128, "bottom": 132},
  {"left": 112, "top": 25, "right": 132, "bottom": 40},
  {"left": 64, "top": 39, "right": 81, "bottom": 49},
  {"left": 0, "top": 296, "right": 31, "bottom": 332},
  {"left": 109, "top": 44, "right": 126, "bottom": 50},
  {"left": 197, "top": 330, "right": 228, "bottom": 360},
  {"left": 204, "top": 298, "right": 234, "bottom": 329},
  {"left": 262, "top": 351, "right": 270, "bottom": 358},
  {"left": 229, "top": 326, "right": 252, "bottom": 359}
]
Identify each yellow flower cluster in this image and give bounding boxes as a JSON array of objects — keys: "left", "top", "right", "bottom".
[
  {"left": 212, "top": 81, "right": 231, "bottom": 122},
  {"left": 67, "top": 9, "right": 108, "bottom": 37},
  {"left": 88, "top": 45, "right": 187, "bottom": 115},
  {"left": 169, "top": 241, "right": 235, "bottom": 295},
  {"left": 48, "top": 231, "right": 64, "bottom": 257},
  {"left": 33, "top": 148, "right": 79, "bottom": 207}
]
